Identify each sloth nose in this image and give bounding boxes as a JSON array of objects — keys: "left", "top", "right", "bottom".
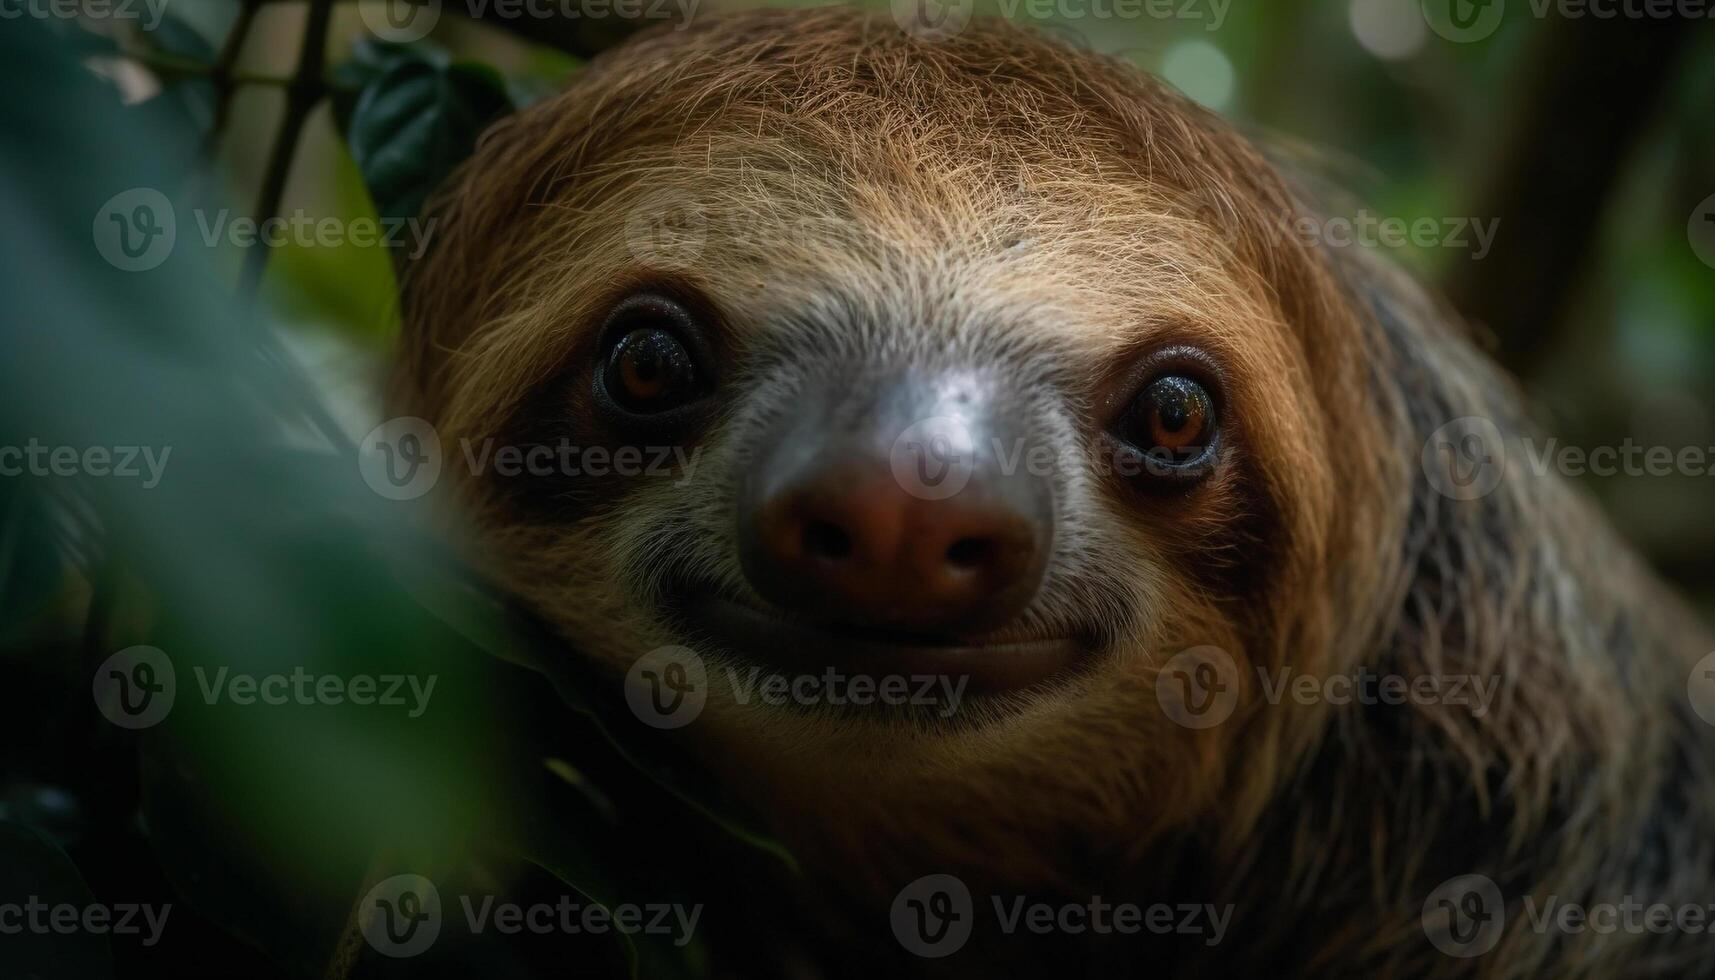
[
  {"left": 743, "top": 468, "right": 1049, "bottom": 633},
  {"left": 737, "top": 374, "right": 1053, "bottom": 635}
]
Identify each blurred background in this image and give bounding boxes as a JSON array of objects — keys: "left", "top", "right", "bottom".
[{"left": 2, "top": 1, "right": 1713, "bottom": 977}]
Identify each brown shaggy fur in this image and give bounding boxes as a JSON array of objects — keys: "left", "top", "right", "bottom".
[{"left": 395, "top": 9, "right": 1715, "bottom": 977}]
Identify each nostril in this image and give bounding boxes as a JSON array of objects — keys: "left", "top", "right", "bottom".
[
  {"left": 945, "top": 536, "right": 995, "bottom": 571},
  {"left": 802, "top": 519, "right": 853, "bottom": 561}
]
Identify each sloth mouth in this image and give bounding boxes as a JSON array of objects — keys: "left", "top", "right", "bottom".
[{"left": 665, "top": 586, "right": 1092, "bottom": 696}]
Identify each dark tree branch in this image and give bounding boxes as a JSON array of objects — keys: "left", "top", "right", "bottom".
[
  {"left": 200, "top": 0, "right": 262, "bottom": 165},
  {"left": 1440, "top": 14, "right": 1702, "bottom": 375},
  {"left": 240, "top": 0, "right": 335, "bottom": 300}
]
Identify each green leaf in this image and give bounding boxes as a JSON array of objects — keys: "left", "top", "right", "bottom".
[
  {"left": 342, "top": 45, "right": 512, "bottom": 222},
  {"left": 329, "top": 38, "right": 430, "bottom": 132}
]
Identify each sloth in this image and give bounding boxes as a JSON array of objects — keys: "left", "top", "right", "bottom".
[{"left": 394, "top": 8, "right": 1715, "bottom": 977}]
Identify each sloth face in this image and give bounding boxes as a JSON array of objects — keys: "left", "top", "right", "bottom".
[
  {"left": 589, "top": 286, "right": 1227, "bottom": 691},
  {"left": 402, "top": 10, "right": 1386, "bottom": 874}
]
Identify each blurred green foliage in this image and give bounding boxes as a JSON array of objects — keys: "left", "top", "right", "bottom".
[{"left": 1, "top": 15, "right": 789, "bottom": 978}]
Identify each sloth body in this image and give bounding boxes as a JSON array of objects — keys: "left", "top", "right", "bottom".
[{"left": 398, "top": 10, "right": 1715, "bottom": 977}]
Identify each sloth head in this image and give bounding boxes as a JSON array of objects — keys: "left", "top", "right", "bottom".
[{"left": 398, "top": 8, "right": 1407, "bottom": 886}]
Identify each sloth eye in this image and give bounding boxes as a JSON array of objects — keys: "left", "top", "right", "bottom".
[
  {"left": 606, "top": 328, "right": 696, "bottom": 412},
  {"left": 1139, "top": 376, "right": 1212, "bottom": 452},
  {"left": 1115, "top": 374, "right": 1219, "bottom": 480},
  {"left": 594, "top": 294, "right": 708, "bottom": 419}
]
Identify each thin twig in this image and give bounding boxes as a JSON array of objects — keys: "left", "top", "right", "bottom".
[
  {"left": 239, "top": 0, "right": 335, "bottom": 302},
  {"left": 200, "top": 0, "right": 263, "bottom": 164},
  {"left": 118, "top": 47, "right": 291, "bottom": 86}
]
